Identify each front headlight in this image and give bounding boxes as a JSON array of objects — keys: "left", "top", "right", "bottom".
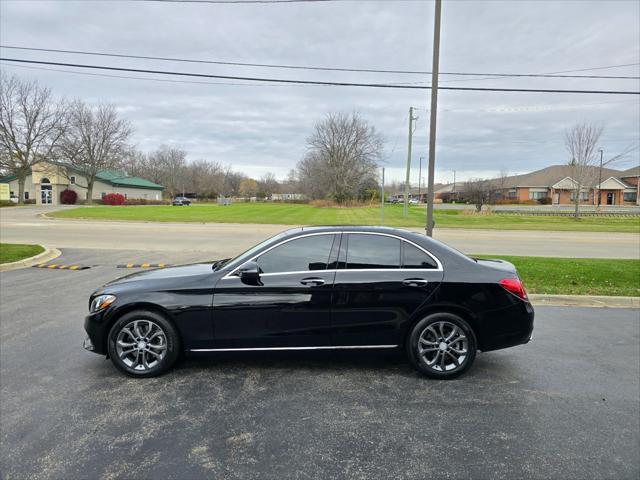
[{"left": 90, "top": 294, "right": 116, "bottom": 313}]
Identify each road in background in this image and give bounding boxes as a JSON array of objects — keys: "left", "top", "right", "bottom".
[
  {"left": 1, "top": 248, "right": 638, "bottom": 479},
  {"left": 2, "top": 206, "right": 639, "bottom": 258}
]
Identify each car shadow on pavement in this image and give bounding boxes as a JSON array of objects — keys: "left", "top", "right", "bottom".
[{"left": 166, "top": 349, "right": 521, "bottom": 381}]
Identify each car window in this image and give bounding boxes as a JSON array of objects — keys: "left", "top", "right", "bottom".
[
  {"left": 346, "top": 234, "right": 400, "bottom": 269},
  {"left": 256, "top": 234, "right": 335, "bottom": 274},
  {"left": 403, "top": 242, "right": 438, "bottom": 269}
]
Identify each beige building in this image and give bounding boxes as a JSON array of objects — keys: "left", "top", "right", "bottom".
[{"left": 0, "top": 163, "right": 163, "bottom": 205}]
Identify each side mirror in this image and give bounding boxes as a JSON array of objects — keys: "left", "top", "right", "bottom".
[{"left": 238, "top": 260, "right": 261, "bottom": 285}]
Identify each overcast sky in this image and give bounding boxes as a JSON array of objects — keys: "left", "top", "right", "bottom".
[{"left": 1, "top": 0, "right": 639, "bottom": 184}]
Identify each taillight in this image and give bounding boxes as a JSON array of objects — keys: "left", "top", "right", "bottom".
[{"left": 499, "top": 278, "right": 528, "bottom": 300}]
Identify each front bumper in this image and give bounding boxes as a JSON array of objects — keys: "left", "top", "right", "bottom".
[
  {"left": 84, "top": 309, "right": 111, "bottom": 355},
  {"left": 83, "top": 336, "right": 95, "bottom": 351}
]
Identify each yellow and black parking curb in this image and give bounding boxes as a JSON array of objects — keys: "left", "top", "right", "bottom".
[
  {"left": 117, "top": 263, "right": 171, "bottom": 269},
  {"left": 33, "top": 263, "right": 91, "bottom": 270}
]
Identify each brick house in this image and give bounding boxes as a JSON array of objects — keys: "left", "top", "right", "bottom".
[
  {"left": 434, "top": 164, "right": 640, "bottom": 206},
  {"left": 494, "top": 165, "right": 640, "bottom": 205}
]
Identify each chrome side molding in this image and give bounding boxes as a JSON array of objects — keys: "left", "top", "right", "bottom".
[{"left": 189, "top": 345, "right": 399, "bottom": 352}]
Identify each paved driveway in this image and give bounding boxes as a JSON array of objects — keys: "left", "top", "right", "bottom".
[
  {"left": 1, "top": 249, "right": 638, "bottom": 479},
  {"left": 1, "top": 206, "right": 639, "bottom": 258}
]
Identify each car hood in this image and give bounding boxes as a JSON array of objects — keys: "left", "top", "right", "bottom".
[{"left": 104, "top": 263, "right": 217, "bottom": 287}]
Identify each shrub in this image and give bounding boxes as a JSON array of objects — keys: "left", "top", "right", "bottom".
[
  {"left": 24, "top": 199, "right": 36, "bottom": 205},
  {"left": 537, "top": 197, "right": 552, "bottom": 205},
  {"left": 103, "top": 193, "right": 125, "bottom": 206},
  {"left": 60, "top": 189, "right": 78, "bottom": 205},
  {"left": 0, "top": 200, "right": 15, "bottom": 207},
  {"left": 124, "top": 198, "right": 167, "bottom": 206},
  {"left": 310, "top": 199, "right": 370, "bottom": 208}
]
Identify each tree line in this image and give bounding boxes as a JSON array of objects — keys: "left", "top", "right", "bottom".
[{"left": 0, "top": 74, "right": 385, "bottom": 205}]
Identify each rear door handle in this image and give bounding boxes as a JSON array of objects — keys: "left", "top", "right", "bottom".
[
  {"left": 300, "top": 277, "right": 326, "bottom": 286},
  {"left": 402, "top": 278, "right": 429, "bottom": 287}
]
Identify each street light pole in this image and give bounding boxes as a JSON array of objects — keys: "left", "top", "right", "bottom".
[
  {"left": 380, "top": 167, "right": 385, "bottom": 225},
  {"left": 404, "top": 106, "right": 418, "bottom": 217},
  {"left": 452, "top": 169, "right": 456, "bottom": 202},
  {"left": 597, "top": 149, "right": 603, "bottom": 207},
  {"left": 418, "top": 156, "right": 424, "bottom": 199},
  {"left": 425, "top": 0, "right": 442, "bottom": 237}
]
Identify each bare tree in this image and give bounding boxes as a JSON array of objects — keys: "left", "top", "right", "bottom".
[
  {"left": 258, "top": 172, "right": 279, "bottom": 199},
  {"left": 297, "top": 112, "right": 383, "bottom": 203},
  {"left": 61, "top": 101, "right": 131, "bottom": 203},
  {"left": 147, "top": 145, "right": 187, "bottom": 198},
  {"left": 564, "top": 122, "right": 605, "bottom": 218},
  {"left": 223, "top": 169, "right": 245, "bottom": 197},
  {"left": 563, "top": 122, "right": 639, "bottom": 216},
  {"left": 465, "top": 178, "right": 498, "bottom": 212},
  {"left": 0, "top": 75, "right": 68, "bottom": 203}
]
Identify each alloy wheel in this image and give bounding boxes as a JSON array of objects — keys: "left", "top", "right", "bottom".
[
  {"left": 418, "top": 321, "right": 469, "bottom": 373},
  {"left": 115, "top": 319, "right": 168, "bottom": 371}
]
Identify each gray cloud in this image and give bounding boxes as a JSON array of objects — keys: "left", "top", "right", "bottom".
[{"left": 1, "top": 0, "right": 638, "bottom": 184}]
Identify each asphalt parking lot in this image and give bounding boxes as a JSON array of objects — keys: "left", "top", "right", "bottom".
[{"left": 1, "top": 248, "right": 639, "bottom": 479}]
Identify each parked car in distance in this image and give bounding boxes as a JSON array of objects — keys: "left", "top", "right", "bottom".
[
  {"left": 9, "top": 194, "right": 18, "bottom": 204},
  {"left": 83, "top": 226, "right": 534, "bottom": 379},
  {"left": 408, "top": 198, "right": 420, "bottom": 205},
  {"left": 172, "top": 196, "right": 191, "bottom": 206}
]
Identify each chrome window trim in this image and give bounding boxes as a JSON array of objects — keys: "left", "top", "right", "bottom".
[
  {"left": 190, "top": 345, "right": 399, "bottom": 352},
  {"left": 221, "top": 230, "right": 443, "bottom": 280},
  {"left": 222, "top": 231, "right": 337, "bottom": 280},
  {"left": 342, "top": 231, "right": 443, "bottom": 271}
]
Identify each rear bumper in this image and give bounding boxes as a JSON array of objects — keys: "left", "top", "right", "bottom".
[{"left": 479, "top": 301, "right": 534, "bottom": 352}]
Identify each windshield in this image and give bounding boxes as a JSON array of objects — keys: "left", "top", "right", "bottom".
[{"left": 218, "top": 231, "right": 290, "bottom": 272}]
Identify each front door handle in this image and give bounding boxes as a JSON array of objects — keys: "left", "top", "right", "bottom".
[
  {"left": 300, "top": 277, "right": 326, "bottom": 286},
  {"left": 402, "top": 278, "right": 429, "bottom": 287}
]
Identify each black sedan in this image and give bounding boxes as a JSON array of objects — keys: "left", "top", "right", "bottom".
[{"left": 84, "top": 226, "right": 534, "bottom": 379}]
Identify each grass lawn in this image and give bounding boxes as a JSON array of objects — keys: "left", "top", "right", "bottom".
[
  {"left": 49, "top": 203, "right": 640, "bottom": 233},
  {"left": 474, "top": 255, "right": 640, "bottom": 297},
  {"left": 0, "top": 243, "right": 44, "bottom": 264}
]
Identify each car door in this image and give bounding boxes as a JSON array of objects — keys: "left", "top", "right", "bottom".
[
  {"left": 331, "top": 232, "right": 444, "bottom": 347},
  {"left": 211, "top": 233, "right": 339, "bottom": 348}
]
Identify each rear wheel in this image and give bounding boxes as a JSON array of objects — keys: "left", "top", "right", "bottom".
[
  {"left": 107, "top": 310, "right": 180, "bottom": 378},
  {"left": 407, "top": 313, "right": 477, "bottom": 379}
]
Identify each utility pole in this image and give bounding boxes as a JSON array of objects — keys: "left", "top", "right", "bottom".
[
  {"left": 380, "top": 167, "right": 385, "bottom": 225},
  {"left": 418, "top": 156, "right": 424, "bottom": 200},
  {"left": 597, "top": 149, "right": 603, "bottom": 207},
  {"left": 404, "top": 106, "right": 418, "bottom": 217},
  {"left": 452, "top": 169, "right": 456, "bottom": 202},
  {"left": 425, "top": 0, "right": 442, "bottom": 237}
]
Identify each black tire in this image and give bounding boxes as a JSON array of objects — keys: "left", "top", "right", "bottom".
[
  {"left": 406, "top": 312, "right": 477, "bottom": 380},
  {"left": 107, "top": 310, "right": 180, "bottom": 378}
]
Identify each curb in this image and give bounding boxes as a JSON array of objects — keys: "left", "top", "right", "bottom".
[
  {"left": 0, "top": 246, "right": 62, "bottom": 272},
  {"left": 529, "top": 294, "right": 640, "bottom": 309}
]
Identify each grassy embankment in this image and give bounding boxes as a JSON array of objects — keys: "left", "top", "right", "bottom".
[
  {"left": 49, "top": 203, "right": 640, "bottom": 233},
  {"left": 0, "top": 243, "right": 44, "bottom": 264},
  {"left": 473, "top": 255, "right": 639, "bottom": 297}
]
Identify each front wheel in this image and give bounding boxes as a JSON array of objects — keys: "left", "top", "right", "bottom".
[
  {"left": 107, "top": 310, "right": 180, "bottom": 378},
  {"left": 407, "top": 313, "right": 477, "bottom": 379}
]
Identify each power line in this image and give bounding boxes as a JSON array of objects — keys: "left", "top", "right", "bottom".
[
  {"left": 7, "top": 61, "right": 638, "bottom": 111},
  {"left": 1, "top": 45, "right": 638, "bottom": 80},
  {"left": 131, "top": 0, "right": 346, "bottom": 3},
  {"left": 0, "top": 62, "right": 292, "bottom": 87},
  {"left": 2, "top": 58, "right": 639, "bottom": 95}
]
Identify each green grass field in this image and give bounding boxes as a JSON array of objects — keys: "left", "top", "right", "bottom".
[
  {"left": 49, "top": 203, "right": 640, "bottom": 232},
  {"left": 474, "top": 255, "right": 640, "bottom": 297},
  {"left": 0, "top": 243, "right": 44, "bottom": 264}
]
